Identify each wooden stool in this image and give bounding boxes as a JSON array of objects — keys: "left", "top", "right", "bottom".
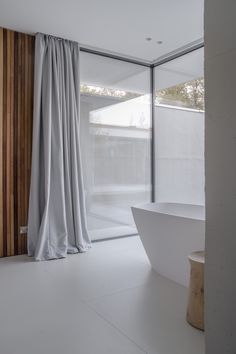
[{"left": 186, "top": 251, "right": 205, "bottom": 331}]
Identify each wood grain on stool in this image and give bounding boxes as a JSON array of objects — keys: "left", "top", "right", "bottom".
[{"left": 186, "top": 251, "right": 205, "bottom": 331}]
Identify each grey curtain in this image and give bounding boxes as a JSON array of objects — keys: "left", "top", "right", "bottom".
[{"left": 28, "top": 33, "right": 91, "bottom": 261}]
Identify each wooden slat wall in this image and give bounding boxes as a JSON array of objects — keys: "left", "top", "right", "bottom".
[{"left": 0, "top": 28, "right": 34, "bottom": 257}]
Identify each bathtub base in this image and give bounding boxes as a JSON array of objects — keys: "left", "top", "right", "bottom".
[{"left": 132, "top": 203, "right": 205, "bottom": 287}]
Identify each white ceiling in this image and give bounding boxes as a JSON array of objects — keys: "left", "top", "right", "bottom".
[
  {"left": 80, "top": 52, "right": 150, "bottom": 93},
  {"left": 155, "top": 47, "right": 204, "bottom": 90},
  {"left": 0, "top": 0, "right": 204, "bottom": 63}
]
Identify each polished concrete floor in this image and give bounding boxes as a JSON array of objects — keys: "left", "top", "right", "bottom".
[{"left": 0, "top": 236, "right": 204, "bottom": 354}]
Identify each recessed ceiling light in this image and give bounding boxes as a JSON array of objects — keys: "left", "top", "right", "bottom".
[
  {"left": 157, "top": 40, "right": 163, "bottom": 44},
  {"left": 145, "top": 37, "right": 152, "bottom": 41}
]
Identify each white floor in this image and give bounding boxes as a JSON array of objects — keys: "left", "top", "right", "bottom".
[{"left": 0, "top": 236, "right": 204, "bottom": 354}]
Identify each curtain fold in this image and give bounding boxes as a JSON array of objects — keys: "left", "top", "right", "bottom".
[{"left": 28, "top": 33, "right": 91, "bottom": 261}]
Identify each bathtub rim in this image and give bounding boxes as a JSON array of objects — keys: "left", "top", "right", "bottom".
[{"left": 131, "top": 202, "right": 205, "bottom": 222}]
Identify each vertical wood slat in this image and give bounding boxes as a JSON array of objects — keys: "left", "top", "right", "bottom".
[
  {"left": 0, "top": 28, "right": 3, "bottom": 257},
  {"left": 19, "top": 33, "right": 25, "bottom": 255},
  {"left": 3, "top": 28, "right": 7, "bottom": 257},
  {"left": 5, "top": 29, "right": 10, "bottom": 256},
  {"left": 13, "top": 31, "right": 19, "bottom": 256},
  {"left": 10, "top": 30, "right": 15, "bottom": 257},
  {"left": 0, "top": 27, "right": 34, "bottom": 257},
  {"left": 23, "top": 35, "right": 28, "bottom": 253},
  {"left": 17, "top": 33, "right": 22, "bottom": 256},
  {"left": 6, "top": 29, "right": 14, "bottom": 256}
]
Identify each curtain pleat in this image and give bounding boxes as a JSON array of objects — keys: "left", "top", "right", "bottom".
[{"left": 28, "top": 33, "right": 91, "bottom": 261}]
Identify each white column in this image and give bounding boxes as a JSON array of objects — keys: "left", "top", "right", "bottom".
[{"left": 205, "top": 0, "right": 236, "bottom": 352}]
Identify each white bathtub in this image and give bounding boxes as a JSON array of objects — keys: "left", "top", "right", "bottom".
[{"left": 131, "top": 203, "right": 205, "bottom": 287}]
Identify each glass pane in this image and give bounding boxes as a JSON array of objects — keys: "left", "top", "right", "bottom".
[
  {"left": 154, "top": 48, "right": 205, "bottom": 205},
  {"left": 80, "top": 52, "right": 151, "bottom": 240}
]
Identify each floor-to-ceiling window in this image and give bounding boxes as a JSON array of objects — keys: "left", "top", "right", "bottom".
[
  {"left": 80, "top": 52, "right": 151, "bottom": 240},
  {"left": 154, "top": 48, "right": 205, "bottom": 205}
]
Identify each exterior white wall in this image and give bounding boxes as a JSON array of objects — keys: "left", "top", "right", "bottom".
[
  {"left": 155, "top": 105, "right": 205, "bottom": 205},
  {"left": 80, "top": 93, "right": 151, "bottom": 239},
  {"left": 205, "top": 1, "right": 236, "bottom": 353}
]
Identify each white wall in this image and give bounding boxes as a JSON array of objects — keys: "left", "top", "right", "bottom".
[{"left": 205, "top": 1, "right": 236, "bottom": 353}]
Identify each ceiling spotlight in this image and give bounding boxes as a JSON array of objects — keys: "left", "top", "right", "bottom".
[
  {"left": 145, "top": 37, "right": 152, "bottom": 41},
  {"left": 157, "top": 40, "right": 163, "bottom": 44}
]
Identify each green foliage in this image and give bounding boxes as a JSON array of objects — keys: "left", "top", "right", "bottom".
[
  {"left": 156, "top": 78, "right": 205, "bottom": 111},
  {"left": 80, "top": 84, "right": 139, "bottom": 101},
  {"left": 81, "top": 77, "right": 205, "bottom": 111}
]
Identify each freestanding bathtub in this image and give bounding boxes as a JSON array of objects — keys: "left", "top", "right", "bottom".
[{"left": 131, "top": 203, "right": 205, "bottom": 287}]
